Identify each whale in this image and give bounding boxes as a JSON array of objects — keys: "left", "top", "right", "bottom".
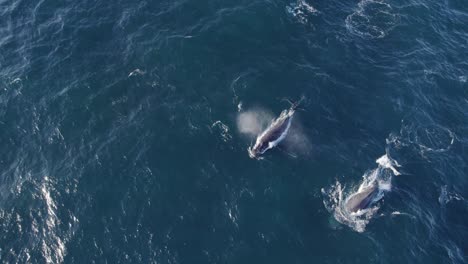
[
  {"left": 344, "top": 182, "right": 381, "bottom": 213},
  {"left": 248, "top": 98, "right": 303, "bottom": 159},
  {"left": 344, "top": 157, "right": 398, "bottom": 214}
]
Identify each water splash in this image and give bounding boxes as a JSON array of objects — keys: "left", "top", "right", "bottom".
[{"left": 376, "top": 154, "right": 401, "bottom": 176}]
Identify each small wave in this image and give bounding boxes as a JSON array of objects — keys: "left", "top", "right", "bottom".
[
  {"left": 225, "top": 201, "right": 239, "bottom": 228},
  {"left": 286, "top": 0, "right": 318, "bottom": 24},
  {"left": 237, "top": 102, "right": 243, "bottom": 112},
  {"left": 345, "top": 0, "right": 399, "bottom": 39},
  {"left": 439, "top": 185, "right": 465, "bottom": 205},
  {"left": 230, "top": 70, "right": 256, "bottom": 107},
  {"left": 128, "top": 68, "right": 145, "bottom": 77},
  {"left": 211, "top": 121, "right": 232, "bottom": 142},
  {"left": 390, "top": 211, "right": 416, "bottom": 219},
  {"left": 10, "top": 78, "right": 22, "bottom": 84}
]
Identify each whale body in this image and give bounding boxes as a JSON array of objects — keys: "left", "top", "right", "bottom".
[
  {"left": 248, "top": 97, "right": 307, "bottom": 159},
  {"left": 248, "top": 97, "right": 305, "bottom": 159},
  {"left": 344, "top": 182, "right": 381, "bottom": 213},
  {"left": 248, "top": 108, "right": 294, "bottom": 159}
]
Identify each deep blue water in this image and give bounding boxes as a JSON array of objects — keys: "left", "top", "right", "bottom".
[{"left": 0, "top": 0, "right": 467, "bottom": 263}]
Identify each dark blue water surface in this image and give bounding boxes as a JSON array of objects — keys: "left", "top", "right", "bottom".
[{"left": 0, "top": 0, "right": 467, "bottom": 263}]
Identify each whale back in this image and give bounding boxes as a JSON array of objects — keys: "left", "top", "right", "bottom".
[
  {"left": 260, "top": 111, "right": 293, "bottom": 143},
  {"left": 249, "top": 108, "right": 296, "bottom": 158},
  {"left": 344, "top": 184, "right": 379, "bottom": 213}
]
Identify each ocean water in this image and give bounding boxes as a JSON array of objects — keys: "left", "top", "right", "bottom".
[{"left": 0, "top": 0, "right": 467, "bottom": 263}]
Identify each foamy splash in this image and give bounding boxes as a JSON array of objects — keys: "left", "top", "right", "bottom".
[{"left": 376, "top": 154, "right": 401, "bottom": 176}]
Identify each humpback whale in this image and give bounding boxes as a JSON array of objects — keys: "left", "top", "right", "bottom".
[
  {"left": 344, "top": 155, "right": 398, "bottom": 213},
  {"left": 248, "top": 98, "right": 303, "bottom": 159},
  {"left": 344, "top": 181, "right": 382, "bottom": 213}
]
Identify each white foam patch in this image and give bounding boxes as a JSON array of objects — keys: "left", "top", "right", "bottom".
[
  {"left": 376, "top": 154, "right": 401, "bottom": 176},
  {"left": 378, "top": 181, "right": 392, "bottom": 191},
  {"left": 225, "top": 201, "right": 239, "bottom": 228}
]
